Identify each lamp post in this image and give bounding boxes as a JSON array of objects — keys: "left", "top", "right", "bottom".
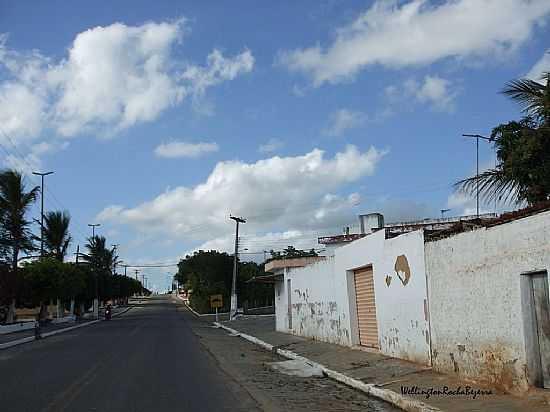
[
  {"left": 87, "top": 223, "right": 101, "bottom": 318},
  {"left": 32, "top": 171, "right": 54, "bottom": 258},
  {"left": 462, "top": 134, "right": 494, "bottom": 218},
  {"left": 229, "top": 215, "right": 246, "bottom": 320},
  {"left": 88, "top": 223, "right": 100, "bottom": 238}
]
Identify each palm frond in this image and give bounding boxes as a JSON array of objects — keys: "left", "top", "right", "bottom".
[
  {"left": 502, "top": 78, "right": 547, "bottom": 121},
  {"left": 454, "top": 168, "right": 522, "bottom": 205}
]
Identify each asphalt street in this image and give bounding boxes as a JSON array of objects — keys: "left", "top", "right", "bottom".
[{"left": 0, "top": 296, "right": 259, "bottom": 412}]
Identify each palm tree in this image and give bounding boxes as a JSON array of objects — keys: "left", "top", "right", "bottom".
[
  {"left": 0, "top": 169, "right": 39, "bottom": 322},
  {"left": 502, "top": 72, "right": 550, "bottom": 126},
  {"left": 456, "top": 72, "right": 550, "bottom": 205},
  {"left": 43, "top": 210, "right": 72, "bottom": 262},
  {"left": 82, "top": 235, "right": 116, "bottom": 274},
  {"left": 0, "top": 170, "right": 40, "bottom": 270}
]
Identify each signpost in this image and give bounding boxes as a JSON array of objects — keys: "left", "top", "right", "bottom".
[{"left": 210, "top": 294, "right": 223, "bottom": 322}]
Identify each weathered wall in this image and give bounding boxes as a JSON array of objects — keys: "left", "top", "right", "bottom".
[
  {"left": 285, "top": 257, "right": 352, "bottom": 345},
  {"left": 274, "top": 279, "right": 287, "bottom": 332},
  {"left": 425, "top": 210, "right": 550, "bottom": 393},
  {"left": 335, "top": 229, "right": 431, "bottom": 364},
  {"left": 278, "top": 229, "right": 431, "bottom": 364}
]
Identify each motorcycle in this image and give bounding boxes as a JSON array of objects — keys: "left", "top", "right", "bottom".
[{"left": 105, "top": 305, "right": 112, "bottom": 321}]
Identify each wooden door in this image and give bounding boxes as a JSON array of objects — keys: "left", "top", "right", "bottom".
[
  {"left": 532, "top": 273, "right": 550, "bottom": 388},
  {"left": 354, "top": 267, "right": 379, "bottom": 348}
]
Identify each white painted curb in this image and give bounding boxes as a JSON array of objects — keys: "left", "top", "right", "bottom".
[
  {"left": 175, "top": 295, "right": 230, "bottom": 318},
  {"left": 0, "top": 306, "right": 132, "bottom": 351},
  {"left": 0, "top": 335, "right": 35, "bottom": 350},
  {"left": 214, "top": 322, "right": 442, "bottom": 412}
]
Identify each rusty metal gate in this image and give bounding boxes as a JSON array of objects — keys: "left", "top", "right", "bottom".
[{"left": 354, "top": 266, "right": 379, "bottom": 348}]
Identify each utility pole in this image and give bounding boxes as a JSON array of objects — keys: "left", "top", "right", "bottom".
[
  {"left": 229, "top": 215, "right": 246, "bottom": 320},
  {"left": 32, "top": 171, "right": 54, "bottom": 258},
  {"left": 462, "top": 134, "right": 494, "bottom": 218},
  {"left": 88, "top": 223, "right": 100, "bottom": 238},
  {"left": 75, "top": 245, "right": 80, "bottom": 264}
]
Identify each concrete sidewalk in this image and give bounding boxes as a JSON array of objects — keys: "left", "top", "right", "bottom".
[
  {"left": 222, "top": 317, "right": 550, "bottom": 412},
  {"left": 0, "top": 306, "right": 131, "bottom": 347}
]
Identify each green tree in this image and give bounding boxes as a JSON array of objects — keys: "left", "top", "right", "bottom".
[
  {"left": 175, "top": 250, "right": 273, "bottom": 313},
  {"left": 456, "top": 73, "right": 550, "bottom": 205},
  {"left": 44, "top": 210, "right": 72, "bottom": 261},
  {"left": 82, "top": 235, "right": 116, "bottom": 275},
  {"left": 0, "top": 170, "right": 39, "bottom": 322},
  {"left": 0, "top": 170, "right": 39, "bottom": 270},
  {"left": 267, "top": 246, "right": 318, "bottom": 262}
]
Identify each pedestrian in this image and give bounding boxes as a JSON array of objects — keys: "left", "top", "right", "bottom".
[{"left": 34, "top": 312, "right": 42, "bottom": 340}]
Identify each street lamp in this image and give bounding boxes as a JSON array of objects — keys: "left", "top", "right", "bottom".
[
  {"left": 87, "top": 223, "right": 101, "bottom": 318},
  {"left": 230, "top": 215, "right": 246, "bottom": 320},
  {"left": 462, "top": 134, "right": 495, "bottom": 218},
  {"left": 440, "top": 209, "right": 451, "bottom": 218},
  {"left": 88, "top": 223, "right": 100, "bottom": 238},
  {"left": 32, "top": 171, "right": 54, "bottom": 258}
]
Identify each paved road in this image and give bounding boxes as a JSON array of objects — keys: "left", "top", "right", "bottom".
[
  {"left": 0, "top": 296, "right": 259, "bottom": 412},
  {"left": 0, "top": 296, "right": 398, "bottom": 412}
]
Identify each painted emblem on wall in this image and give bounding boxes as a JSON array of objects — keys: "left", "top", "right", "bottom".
[
  {"left": 385, "top": 275, "right": 392, "bottom": 287},
  {"left": 394, "top": 255, "right": 411, "bottom": 286}
]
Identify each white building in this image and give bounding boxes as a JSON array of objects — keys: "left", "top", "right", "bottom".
[{"left": 264, "top": 207, "right": 550, "bottom": 393}]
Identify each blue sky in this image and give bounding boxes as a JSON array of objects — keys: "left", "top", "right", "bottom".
[{"left": 1, "top": 0, "right": 549, "bottom": 291}]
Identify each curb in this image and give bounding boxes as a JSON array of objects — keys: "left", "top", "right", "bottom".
[
  {"left": 214, "top": 322, "right": 442, "bottom": 412},
  {"left": 184, "top": 302, "right": 202, "bottom": 317},
  {"left": 0, "top": 306, "right": 132, "bottom": 351},
  {"left": 176, "top": 296, "right": 227, "bottom": 318}
]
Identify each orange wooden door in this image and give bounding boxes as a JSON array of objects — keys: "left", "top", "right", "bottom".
[{"left": 354, "top": 267, "right": 379, "bottom": 348}]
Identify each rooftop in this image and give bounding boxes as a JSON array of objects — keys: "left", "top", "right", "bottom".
[
  {"left": 264, "top": 256, "right": 326, "bottom": 273},
  {"left": 425, "top": 201, "right": 550, "bottom": 241}
]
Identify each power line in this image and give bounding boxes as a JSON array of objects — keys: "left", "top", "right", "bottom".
[{"left": 0, "top": 126, "right": 90, "bottom": 245}]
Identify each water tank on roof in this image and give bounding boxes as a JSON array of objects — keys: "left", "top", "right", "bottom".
[{"left": 359, "top": 213, "right": 384, "bottom": 234}]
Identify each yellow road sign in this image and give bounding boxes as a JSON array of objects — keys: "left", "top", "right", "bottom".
[{"left": 210, "top": 294, "right": 223, "bottom": 309}]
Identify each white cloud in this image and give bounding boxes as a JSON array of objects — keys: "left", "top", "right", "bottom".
[
  {"left": 526, "top": 49, "right": 550, "bottom": 81},
  {"left": 323, "top": 108, "right": 367, "bottom": 136},
  {"left": 2, "top": 140, "right": 69, "bottom": 174},
  {"left": 50, "top": 20, "right": 188, "bottom": 136},
  {"left": 154, "top": 141, "right": 219, "bottom": 159},
  {"left": 0, "top": 82, "right": 47, "bottom": 142},
  {"left": 0, "top": 19, "right": 254, "bottom": 141},
  {"left": 447, "top": 190, "right": 495, "bottom": 216},
  {"left": 258, "top": 138, "right": 284, "bottom": 154},
  {"left": 181, "top": 48, "right": 254, "bottom": 97},
  {"left": 278, "top": 0, "right": 550, "bottom": 85},
  {"left": 413, "top": 75, "right": 457, "bottom": 111},
  {"left": 97, "top": 145, "right": 385, "bottom": 242},
  {"left": 386, "top": 75, "right": 458, "bottom": 112}
]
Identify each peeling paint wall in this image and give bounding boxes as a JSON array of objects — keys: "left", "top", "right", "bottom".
[
  {"left": 335, "top": 229, "right": 431, "bottom": 365},
  {"left": 276, "top": 229, "right": 431, "bottom": 365},
  {"left": 283, "top": 258, "right": 353, "bottom": 345},
  {"left": 425, "top": 210, "right": 550, "bottom": 393}
]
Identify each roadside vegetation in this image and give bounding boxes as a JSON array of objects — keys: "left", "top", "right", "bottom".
[
  {"left": 0, "top": 170, "right": 143, "bottom": 324},
  {"left": 175, "top": 250, "right": 274, "bottom": 314}
]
